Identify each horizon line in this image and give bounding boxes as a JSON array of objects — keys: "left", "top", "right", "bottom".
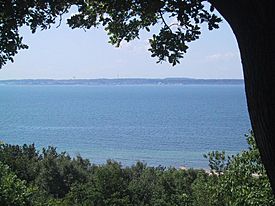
[{"left": 0, "top": 77, "right": 244, "bottom": 81}]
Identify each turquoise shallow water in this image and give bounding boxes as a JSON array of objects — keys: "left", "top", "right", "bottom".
[{"left": 0, "top": 85, "right": 250, "bottom": 168}]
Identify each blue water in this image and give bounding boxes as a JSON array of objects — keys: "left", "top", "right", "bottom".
[{"left": 0, "top": 85, "right": 250, "bottom": 168}]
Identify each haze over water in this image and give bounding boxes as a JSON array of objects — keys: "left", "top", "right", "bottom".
[{"left": 0, "top": 84, "right": 250, "bottom": 168}]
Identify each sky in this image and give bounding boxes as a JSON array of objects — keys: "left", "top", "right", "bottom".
[{"left": 0, "top": 13, "right": 243, "bottom": 80}]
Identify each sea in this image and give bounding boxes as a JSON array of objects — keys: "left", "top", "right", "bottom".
[{"left": 0, "top": 84, "right": 251, "bottom": 168}]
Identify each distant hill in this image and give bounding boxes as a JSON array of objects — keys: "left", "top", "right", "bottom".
[{"left": 0, "top": 78, "right": 244, "bottom": 85}]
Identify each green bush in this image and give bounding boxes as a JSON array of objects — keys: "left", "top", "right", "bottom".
[
  {"left": 192, "top": 131, "right": 275, "bottom": 206},
  {"left": 1, "top": 131, "right": 274, "bottom": 205},
  {"left": 0, "top": 162, "right": 34, "bottom": 206}
]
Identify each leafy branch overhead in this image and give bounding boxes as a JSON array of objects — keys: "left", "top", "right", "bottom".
[{"left": 0, "top": 0, "right": 221, "bottom": 68}]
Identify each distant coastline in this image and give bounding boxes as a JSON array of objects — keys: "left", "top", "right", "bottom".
[{"left": 0, "top": 78, "right": 244, "bottom": 86}]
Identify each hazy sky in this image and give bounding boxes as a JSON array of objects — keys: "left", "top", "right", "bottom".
[{"left": 0, "top": 14, "right": 243, "bottom": 80}]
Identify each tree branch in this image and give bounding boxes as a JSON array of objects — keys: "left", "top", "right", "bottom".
[{"left": 159, "top": 11, "right": 173, "bottom": 33}]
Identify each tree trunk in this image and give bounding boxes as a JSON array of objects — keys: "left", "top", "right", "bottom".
[{"left": 210, "top": 0, "right": 275, "bottom": 193}]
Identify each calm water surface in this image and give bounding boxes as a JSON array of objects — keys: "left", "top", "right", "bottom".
[{"left": 0, "top": 85, "right": 250, "bottom": 168}]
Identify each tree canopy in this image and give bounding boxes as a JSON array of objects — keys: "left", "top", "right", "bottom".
[
  {"left": 0, "top": 0, "right": 221, "bottom": 68},
  {"left": 1, "top": 132, "right": 274, "bottom": 205}
]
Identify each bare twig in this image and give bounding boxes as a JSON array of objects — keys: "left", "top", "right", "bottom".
[
  {"left": 159, "top": 11, "right": 173, "bottom": 32},
  {"left": 56, "top": 14, "right": 63, "bottom": 28}
]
